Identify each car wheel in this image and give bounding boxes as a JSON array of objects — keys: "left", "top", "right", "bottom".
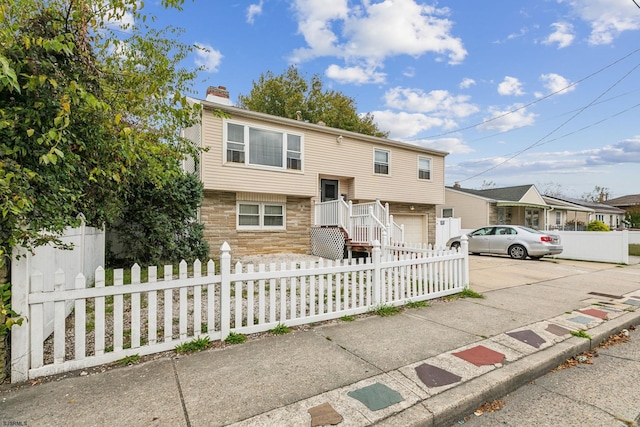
[
  {"left": 509, "top": 244, "right": 527, "bottom": 260},
  {"left": 450, "top": 242, "right": 460, "bottom": 250}
]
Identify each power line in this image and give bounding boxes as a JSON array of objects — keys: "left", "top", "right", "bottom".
[
  {"left": 413, "top": 47, "right": 640, "bottom": 141},
  {"left": 456, "top": 61, "right": 640, "bottom": 184},
  {"left": 457, "top": 101, "right": 640, "bottom": 168}
]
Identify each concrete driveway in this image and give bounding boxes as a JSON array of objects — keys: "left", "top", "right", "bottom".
[{"left": 468, "top": 254, "right": 633, "bottom": 293}]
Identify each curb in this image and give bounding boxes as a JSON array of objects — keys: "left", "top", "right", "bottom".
[{"left": 375, "top": 310, "right": 640, "bottom": 427}]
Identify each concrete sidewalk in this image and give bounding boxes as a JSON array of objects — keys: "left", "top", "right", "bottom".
[{"left": 2, "top": 257, "right": 640, "bottom": 427}]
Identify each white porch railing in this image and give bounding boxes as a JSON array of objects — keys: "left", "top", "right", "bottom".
[
  {"left": 10, "top": 239, "right": 468, "bottom": 382},
  {"left": 314, "top": 200, "right": 403, "bottom": 245}
]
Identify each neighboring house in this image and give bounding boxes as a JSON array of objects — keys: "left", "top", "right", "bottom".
[
  {"left": 606, "top": 194, "right": 640, "bottom": 212},
  {"left": 541, "top": 195, "right": 593, "bottom": 231},
  {"left": 439, "top": 184, "right": 550, "bottom": 230},
  {"left": 182, "top": 86, "right": 447, "bottom": 258},
  {"left": 543, "top": 195, "right": 626, "bottom": 230}
]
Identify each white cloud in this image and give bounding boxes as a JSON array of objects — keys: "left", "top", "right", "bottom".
[
  {"left": 477, "top": 104, "right": 537, "bottom": 132},
  {"left": 289, "top": 0, "right": 467, "bottom": 79},
  {"left": 96, "top": 2, "right": 135, "bottom": 32},
  {"left": 403, "top": 67, "right": 416, "bottom": 78},
  {"left": 412, "top": 137, "right": 474, "bottom": 154},
  {"left": 383, "top": 87, "right": 479, "bottom": 118},
  {"left": 448, "top": 136, "right": 640, "bottom": 186},
  {"left": 564, "top": 0, "right": 640, "bottom": 45},
  {"left": 539, "top": 73, "right": 576, "bottom": 95},
  {"left": 459, "top": 78, "right": 476, "bottom": 89},
  {"left": 371, "top": 110, "right": 453, "bottom": 139},
  {"left": 194, "top": 43, "right": 223, "bottom": 72},
  {"left": 497, "top": 76, "right": 525, "bottom": 96},
  {"left": 542, "top": 22, "right": 575, "bottom": 48},
  {"left": 247, "top": 1, "right": 264, "bottom": 24},
  {"left": 581, "top": 136, "right": 640, "bottom": 164},
  {"left": 325, "top": 64, "right": 386, "bottom": 84}
]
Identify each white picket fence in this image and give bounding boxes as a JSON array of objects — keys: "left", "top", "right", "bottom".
[{"left": 11, "top": 239, "right": 469, "bottom": 382}]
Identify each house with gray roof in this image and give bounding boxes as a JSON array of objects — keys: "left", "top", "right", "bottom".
[
  {"left": 542, "top": 195, "right": 625, "bottom": 230},
  {"left": 439, "top": 184, "right": 550, "bottom": 230},
  {"left": 439, "top": 184, "right": 626, "bottom": 231}
]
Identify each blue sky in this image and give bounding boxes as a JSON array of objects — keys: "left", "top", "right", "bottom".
[{"left": 141, "top": 0, "right": 640, "bottom": 199}]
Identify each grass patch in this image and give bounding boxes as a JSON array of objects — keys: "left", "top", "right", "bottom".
[
  {"left": 340, "top": 315, "right": 356, "bottom": 322},
  {"left": 175, "top": 336, "right": 212, "bottom": 354},
  {"left": 116, "top": 354, "right": 141, "bottom": 366},
  {"left": 405, "top": 300, "right": 430, "bottom": 309},
  {"left": 570, "top": 330, "right": 591, "bottom": 339},
  {"left": 269, "top": 323, "right": 291, "bottom": 335},
  {"left": 370, "top": 304, "right": 401, "bottom": 317},
  {"left": 224, "top": 332, "right": 246, "bottom": 345},
  {"left": 629, "top": 244, "right": 640, "bottom": 257},
  {"left": 445, "top": 288, "right": 484, "bottom": 300}
]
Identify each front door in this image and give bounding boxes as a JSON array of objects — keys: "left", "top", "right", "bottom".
[{"left": 321, "top": 179, "right": 339, "bottom": 202}]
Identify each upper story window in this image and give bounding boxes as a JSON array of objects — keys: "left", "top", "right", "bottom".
[
  {"left": 225, "top": 121, "right": 302, "bottom": 171},
  {"left": 418, "top": 157, "right": 431, "bottom": 180},
  {"left": 374, "top": 149, "right": 390, "bottom": 175}
]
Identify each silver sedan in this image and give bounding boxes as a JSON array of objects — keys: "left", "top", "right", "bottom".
[{"left": 446, "top": 225, "right": 563, "bottom": 260}]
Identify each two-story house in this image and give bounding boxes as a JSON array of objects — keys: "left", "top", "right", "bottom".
[{"left": 183, "top": 86, "right": 447, "bottom": 258}]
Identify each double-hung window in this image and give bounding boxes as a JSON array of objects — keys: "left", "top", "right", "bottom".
[
  {"left": 238, "top": 203, "right": 285, "bottom": 230},
  {"left": 374, "top": 149, "right": 390, "bottom": 175},
  {"left": 226, "top": 121, "right": 302, "bottom": 171},
  {"left": 418, "top": 157, "right": 431, "bottom": 180}
]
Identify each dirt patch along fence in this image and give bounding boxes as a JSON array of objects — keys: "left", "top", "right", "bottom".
[{"left": 10, "top": 239, "right": 468, "bottom": 382}]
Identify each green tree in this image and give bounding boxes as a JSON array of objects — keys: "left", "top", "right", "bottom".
[
  {"left": 109, "top": 172, "right": 209, "bottom": 266},
  {"left": 237, "top": 66, "right": 389, "bottom": 138},
  {"left": 0, "top": 0, "right": 204, "bottom": 337},
  {"left": 625, "top": 208, "right": 640, "bottom": 228}
]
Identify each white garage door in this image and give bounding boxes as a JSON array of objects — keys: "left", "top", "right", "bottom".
[{"left": 393, "top": 215, "right": 426, "bottom": 245}]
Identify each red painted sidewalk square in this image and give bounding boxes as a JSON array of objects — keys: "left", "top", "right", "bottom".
[{"left": 452, "top": 345, "right": 505, "bottom": 367}]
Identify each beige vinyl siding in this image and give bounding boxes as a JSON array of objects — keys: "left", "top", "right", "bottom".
[
  {"left": 199, "top": 107, "right": 446, "bottom": 205},
  {"left": 442, "top": 190, "right": 492, "bottom": 229},
  {"left": 521, "top": 187, "right": 547, "bottom": 205},
  {"left": 200, "top": 114, "right": 317, "bottom": 197}
]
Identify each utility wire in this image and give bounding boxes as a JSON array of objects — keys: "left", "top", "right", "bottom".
[
  {"left": 466, "top": 87, "right": 640, "bottom": 144},
  {"left": 413, "top": 47, "right": 640, "bottom": 141},
  {"left": 458, "top": 101, "right": 640, "bottom": 167},
  {"left": 456, "top": 61, "right": 640, "bottom": 184}
]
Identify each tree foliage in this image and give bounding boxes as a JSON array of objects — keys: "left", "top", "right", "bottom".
[
  {"left": 237, "top": 66, "right": 389, "bottom": 138},
  {"left": 625, "top": 208, "right": 640, "bottom": 228},
  {"left": 0, "top": 0, "right": 202, "bottom": 268},
  {"left": 0, "top": 0, "right": 207, "bottom": 335},
  {"left": 109, "top": 172, "right": 208, "bottom": 266}
]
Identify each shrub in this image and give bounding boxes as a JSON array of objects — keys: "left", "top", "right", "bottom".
[{"left": 587, "top": 220, "right": 610, "bottom": 231}]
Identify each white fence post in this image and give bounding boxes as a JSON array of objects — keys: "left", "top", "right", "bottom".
[
  {"left": 372, "top": 240, "right": 381, "bottom": 306},
  {"left": 220, "top": 242, "right": 231, "bottom": 340},
  {"left": 10, "top": 247, "right": 30, "bottom": 383},
  {"left": 461, "top": 235, "right": 469, "bottom": 289}
]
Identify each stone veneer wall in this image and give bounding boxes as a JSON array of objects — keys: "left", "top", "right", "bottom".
[{"left": 200, "top": 191, "right": 312, "bottom": 258}]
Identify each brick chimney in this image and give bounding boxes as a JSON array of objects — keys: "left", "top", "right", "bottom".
[{"left": 206, "top": 85, "right": 232, "bottom": 105}]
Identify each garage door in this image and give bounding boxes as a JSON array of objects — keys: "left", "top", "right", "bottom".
[{"left": 393, "top": 215, "right": 426, "bottom": 245}]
